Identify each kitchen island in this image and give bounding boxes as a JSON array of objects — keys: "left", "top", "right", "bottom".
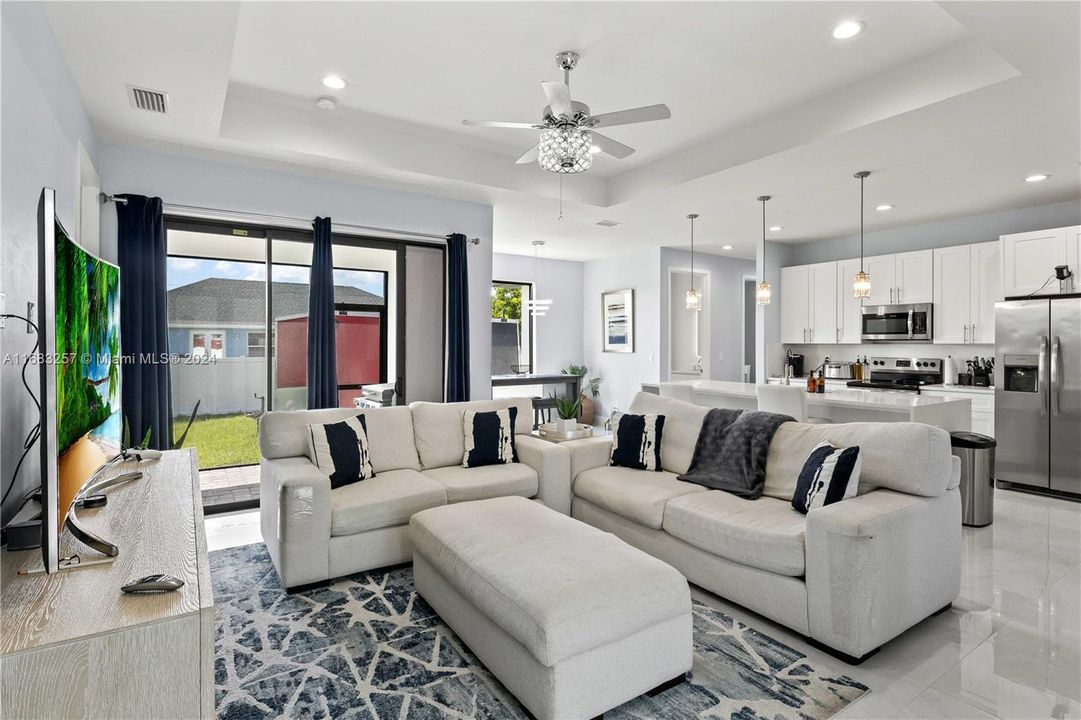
[{"left": 642, "top": 380, "right": 971, "bottom": 431}]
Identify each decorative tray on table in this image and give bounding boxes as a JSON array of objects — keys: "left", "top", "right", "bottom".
[{"left": 536, "top": 423, "right": 594, "bottom": 442}]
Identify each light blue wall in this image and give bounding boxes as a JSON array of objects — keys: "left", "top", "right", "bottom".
[
  {"left": 660, "top": 249, "right": 756, "bottom": 382},
  {"left": 1, "top": 3, "right": 102, "bottom": 524},
  {"left": 786, "top": 200, "right": 1081, "bottom": 266},
  {"left": 99, "top": 143, "right": 495, "bottom": 398},
  {"left": 168, "top": 328, "right": 190, "bottom": 355}
]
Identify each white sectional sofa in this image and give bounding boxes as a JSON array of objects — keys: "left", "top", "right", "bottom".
[
  {"left": 562, "top": 392, "right": 962, "bottom": 662},
  {"left": 258, "top": 398, "right": 570, "bottom": 588}
]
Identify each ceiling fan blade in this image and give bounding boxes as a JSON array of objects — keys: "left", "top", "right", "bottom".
[
  {"left": 590, "top": 131, "right": 635, "bottom": 159},
  {"left": 590, "top": 103, "right": 671, "bottom": 129},
  {"left": 462, "top": 120, "right": 542, "bottom": 129},
  {"left": 541, "top": 81, "right": 573, "bottom": 119},
  {"left": 515, "top": 145, "right": 539, "bottom": 164}
]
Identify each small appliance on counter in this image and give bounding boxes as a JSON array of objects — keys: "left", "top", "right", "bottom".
[
  {"left": 824, "top": 361, "right": 855, "bottom": 380},
  {"left": 846, "top": 357, "right": 944, "bottom": 393},
  {"left": 353, "top": 382, "right": 396, "bottom": 408},
  {"left": 784, "top": 351, "right": 804, "bottom": 378}
]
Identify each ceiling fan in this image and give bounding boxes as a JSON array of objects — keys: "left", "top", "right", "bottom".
[{"left": 462, "top": 51, "right": 671, "bottom": 174}]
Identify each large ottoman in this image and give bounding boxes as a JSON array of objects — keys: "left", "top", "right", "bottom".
[{"left": 409, "top": 496, "right": 692, "bottom": 720}]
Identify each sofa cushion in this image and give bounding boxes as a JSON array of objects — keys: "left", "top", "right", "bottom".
[
  {"left": 663, "top": 491, "right": 807, "bottom": 576},
  {"left": 627, "top": 392, "right": 710, "bottom": 475},
  {"left": 260, "top": 405, "right": 421, "bottom": 472},
  {"left": 409, "top": 496, "right": 691, "bottom": 667},
  {"left": 762, "top": 422, "right": 953, "bottom": 500},
  {"left": 410, "top": 398, "right": 533, "bottom": 470},
  {"left": 306, "top": 415, "right": 375, "bottom": 489},
  {"left": 463, "top": 408, "right": 519, "bottom": 468},
  {"left": 423, "top": 463, "right": 538, "bottom": 504},
  {"left": 610, "top": 413, "right": 665, "bottom": 471},
  {"left": 792, "top": 443, "right": 862, "bottom": 514},
  {"left": 330, "top": 468, "right": 447, "bottom": 537},
  {"left": 573, "top": 465, "right": 708, "bottom": 530}
]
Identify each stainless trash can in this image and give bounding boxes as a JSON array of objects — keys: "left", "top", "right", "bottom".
[{"left": 950, "top": 431, "right": 996, "bottom": 527}]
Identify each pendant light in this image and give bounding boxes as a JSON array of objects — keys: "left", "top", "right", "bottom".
[
  {"left": 756, "top": 196, "right": 772, "bottom": 305},
  {"left": 685, "top": 213, "right": 702, "bottom": 311},
  {"left": 853, "top": 171, "right": 871, "bottom": 298},
  {"left": 526, "top": 240, "right": 553, "bottom": 317}
]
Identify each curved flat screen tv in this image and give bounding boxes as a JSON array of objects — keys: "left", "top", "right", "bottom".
[{"left": 37, "top": 188, "right": 121, "bottom": 573}]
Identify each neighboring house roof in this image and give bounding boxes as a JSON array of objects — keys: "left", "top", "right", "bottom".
[{"left": 168, "top": 278, "right": 383, "bottom": 325}]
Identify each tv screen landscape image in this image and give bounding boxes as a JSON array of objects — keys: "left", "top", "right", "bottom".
[{"left": 38, "top": 188, "right": 121, "bottom": 572}]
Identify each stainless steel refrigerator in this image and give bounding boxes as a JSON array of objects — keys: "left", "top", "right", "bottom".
[{"left": 995, "top": 296, "right": 1081, "bottom": 495}]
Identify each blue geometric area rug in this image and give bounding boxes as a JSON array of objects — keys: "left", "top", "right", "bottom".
[{"left": 211, "top": 544, "right": 868, "bottom": 719}]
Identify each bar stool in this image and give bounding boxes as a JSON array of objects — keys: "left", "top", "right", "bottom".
[
  {"left": 532, "top": 396, "right": 559, "bottom": 429},
  {"left": 756, "top": 384, "right": 830, "bottom": 424}
]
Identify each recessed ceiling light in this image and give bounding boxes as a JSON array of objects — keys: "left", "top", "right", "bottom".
[
  {"left": 721, "top": 244, "right": 733, "bottom": 250},
  {"left": 321, "top": 74, "right": 347, "bottom": 90},
  {"left": 590, "top": 145, "right": 601, "bottom": 154},
  {"left": 832, "top": 20, "right": 864, "bottom": 40},
  {"left": 769, "top": 225, "right": 783, "bottom": 232},
  {"left": 315, "top": 96, "right": 337, "bottom": 110},
  {"left": 876, "top": 204, "right": 893, "bottom": 211},
  {"left": 1025, "top": 173, "right": 1049, "bottom": 183}
]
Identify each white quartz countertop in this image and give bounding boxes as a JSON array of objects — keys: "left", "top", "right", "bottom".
[
  {"left": 921, "top": 384, "right": 995, "bottom": 394},
  {"left": 657, "top": 380, "right": 973, "bottom": 411}
]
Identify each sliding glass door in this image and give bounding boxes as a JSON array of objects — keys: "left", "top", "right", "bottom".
[{"left": 165, "top": 220, "right": 397, "bottom": 477}]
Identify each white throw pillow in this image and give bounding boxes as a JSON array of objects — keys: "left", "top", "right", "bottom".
[
  {"left": 792, "top": 442, "right": 861, "bottom": 514},
  {"left": 306, "top": 415, "right": 375, "bottom": 489}
]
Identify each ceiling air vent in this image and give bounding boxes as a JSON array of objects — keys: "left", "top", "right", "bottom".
[
  {"left": 127, "top": 85, "right": 169, "bottom": 114},
  {"left": 596, "top": 220, "right": 622, "bottom": 228}
]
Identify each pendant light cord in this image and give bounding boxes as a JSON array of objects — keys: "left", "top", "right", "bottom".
[
  {"left": 757, "top": 195, "right": 770, "bottom": 282},
  {"left": 860, "top": 174, "right": 864, "bottom": 272},
  {"left": 689, "top": 215, "right": 694, "bottom": 291}
]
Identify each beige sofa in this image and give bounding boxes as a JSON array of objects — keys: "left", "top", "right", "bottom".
[
  {"left": 563, "top": 392, "right": 962, "bottom": 662},
  {"left": 258, "top": 398, "right": 570, "bottom": 588}
]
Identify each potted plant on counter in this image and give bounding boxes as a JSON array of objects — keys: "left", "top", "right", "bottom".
[
  {"left": 551, "top": 394, "right": 582, "bottom": 432},
  {"left": 562, "top": 364, "right": 602, "bottom": 425}
]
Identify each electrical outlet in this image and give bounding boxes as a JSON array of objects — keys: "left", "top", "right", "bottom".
[{"left": 26, "top": 301, "right": 34, "bottom": 333}]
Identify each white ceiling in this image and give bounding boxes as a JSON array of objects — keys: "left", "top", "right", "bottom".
[{"left": 44, "top": 1, "right": 1081, "bottom": 261}]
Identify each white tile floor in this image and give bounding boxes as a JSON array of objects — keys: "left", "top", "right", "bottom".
[{"left": 205, "top": 488, "right": 1081, "bottom": 719}]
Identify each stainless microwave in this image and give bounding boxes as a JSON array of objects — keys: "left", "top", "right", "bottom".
[{"left": 861, "top": 303, "right": 932, "bottom": 342}]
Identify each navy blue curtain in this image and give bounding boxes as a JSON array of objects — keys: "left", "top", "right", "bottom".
[
  {"left": 116, "top": 195, "right": 172, "bottom": 450},
  {"left": 446, "top": 233, "right": 470, "bottom": 402},
  {"left": 307, "top": 217, "right": 338, "bottom": 409}
]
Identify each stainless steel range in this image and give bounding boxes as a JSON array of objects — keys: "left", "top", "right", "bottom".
[{"left": 846, "top": 357, "right": 943, "bottom": 393}]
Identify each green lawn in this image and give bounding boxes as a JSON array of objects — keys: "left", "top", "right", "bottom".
[{"left": 173, "top": 413, "right": 260, "bottom": 469}]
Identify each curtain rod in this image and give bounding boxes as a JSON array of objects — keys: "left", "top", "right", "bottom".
[{"left": 101, "top": 195, "right": 480, "bottom": 245}]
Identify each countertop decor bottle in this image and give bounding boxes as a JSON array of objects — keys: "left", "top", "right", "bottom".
[
  {"left": 816, "top": 369, "right": 826, "bottom": 393},
  {"left": 807, "top": 373, "right": 816, "bottom": 394}
]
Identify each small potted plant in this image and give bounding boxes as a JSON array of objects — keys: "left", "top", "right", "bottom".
[
  {"left": 551, "top": 394, "right": 582, "bottom": 432},
  {"left": 562, "top": 364, "right": 602, "bottom": 425}
]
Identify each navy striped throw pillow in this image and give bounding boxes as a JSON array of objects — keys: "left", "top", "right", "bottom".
[
  {"left": 307, "top": 415, "right": 375, "bottom": 489},
  {"left": 610, "top": 413, "right": 665, "bottom": 471},
  {"left": 792, "top": 442, "right": 862, "bottom": 514},
  {"left": 463, "top": 408, "right": 518, "bottom": 468}
]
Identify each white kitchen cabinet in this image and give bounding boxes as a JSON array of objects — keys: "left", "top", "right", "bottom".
[
  {"left": 781, "top": 265, "right": 810, "bottom": 343},
  {"left": 896, "top": 250, "right": 934, "bottom": 304},
  {"left": 837, "top": 257, "right": 864, "bottom": 343},
  {"left": 971, "top": 242, "right": 1001, "bottom": 343},
  {"left": 810, "top": 262, "right": 838, "bottom": 343},
  {"left": 1000, "top": 227, "right": 1072, "bottom": 296},
  {"left": 922, "top": 387, "right": 994, "bottom": 438},
  {"left": 862, "top": 254, "right": 897, "bottom": 306},
  {"left": 933, "top": 245, "right": 973, "bottom": 344},
  {"left": 1068, "top": 226, "right": 1080, "bottom": 286},
  {"left": 933, "top": 242, "right": 1002, "bottom": 345}
]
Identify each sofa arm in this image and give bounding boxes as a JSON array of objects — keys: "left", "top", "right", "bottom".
[
  {"left": 260, "top": 457, "right": 332, "bottom": 588},
  {"left": 562, "top": 436, "right": 613, "bottom": 482},
  {"left": 516, "top": 435, "right": 571, "bottom": 515},
  {"left": 805, "top": 487, "right": 961, "bottom": 659}
]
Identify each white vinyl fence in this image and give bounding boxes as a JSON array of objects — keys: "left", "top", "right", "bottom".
[{"left": 171, "top": 357, "right": 266, "bottom": 417}]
